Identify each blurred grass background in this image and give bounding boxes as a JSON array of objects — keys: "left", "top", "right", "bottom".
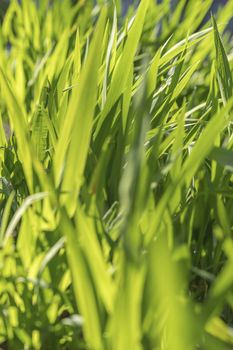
[{"left": 1, "top": 0, "right": 233, "bottom": 349}]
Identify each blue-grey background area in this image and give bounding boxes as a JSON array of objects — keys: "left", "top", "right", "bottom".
[
  {"left": 0, "top": 0, "right": 231, "bottom": 26},
  {"left": 0, "top": 0, "right": 10, "bottom": 21},
  {"left": 123, "top": 0, "right": 228, "bottom": 15},
  {"left": 123, "top": 0, "right": 227, "bottom": 10},
  {"left": 123, "top": 0, "right": 232, "bottom": 30}
]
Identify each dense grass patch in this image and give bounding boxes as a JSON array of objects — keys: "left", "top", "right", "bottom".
[{"left": 1, "top": 0, "right": 233, "bottom": 349}]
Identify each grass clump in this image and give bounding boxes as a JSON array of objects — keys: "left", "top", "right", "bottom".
[{"left": 1, "top": 0, "right": 233, "bottom": 349}]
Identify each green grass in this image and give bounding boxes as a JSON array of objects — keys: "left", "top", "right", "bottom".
[{"left": 1, "top": 0, "right": 233, "bottom": 348}]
